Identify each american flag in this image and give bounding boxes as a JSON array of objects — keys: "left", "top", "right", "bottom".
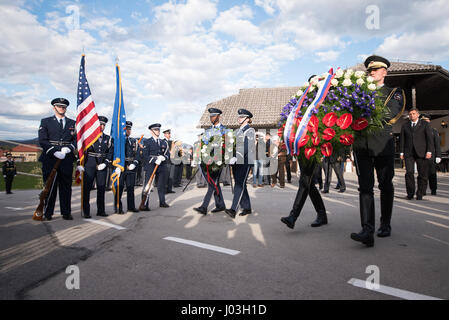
[{"left": 75, "top": 54, "right": 102, "bottom": 183}]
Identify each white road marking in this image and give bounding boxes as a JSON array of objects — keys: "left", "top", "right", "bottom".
[
  {"left": 83, "top": 219, "right": 126, "bottom": 230},
  {"left": 5, "top": 207, "right": 24, "bottom": 211},
  {"left": 426, "top": 220, "right": 449, "bottom": 229},
  {"left": 423, "top": 234, "right": 449, "bottom": 246},
  {"left": 163, "top": 236, "right": 240, "bottom": 256},
  {"left": 348, "top": 278, "right": 442, "bottom": 300},
  {"left": 396, "top": 205, "right": 449, "bottom": 221}
]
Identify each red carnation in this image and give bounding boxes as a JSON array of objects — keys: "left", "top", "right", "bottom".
[
  {"left": 298, "top": 135, "right": 310, "bottom": 148},
  {"left": 304, "top": 147, "right": 316, "bottom": 160},
  {"left": 321, "top": 142, "right": 333, "bottom": 157},
  {"left": 322, "top": 112, "right": 337, "bottom": 127},
  {"left": 336, "top": 113, "right": 353, "bottom": 130},
  {"left": 340, "top": 133, "right": 354, "bottom": 146},
  {"left": 322, "top": 128, "right": 335, "bottom": 141},
  {"left": 312, "top": 133, "right": 320, "bottom": 146},
  {"left": 307, "top": 115, "right": 319, "bottom": 133},
  {"left": 351, "top": 118, "right": 369, "bottom": 131}
]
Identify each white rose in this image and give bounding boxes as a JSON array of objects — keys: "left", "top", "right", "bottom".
[
  {"left": 224, "top": 155, "right": 230, "bottom": 160},
  {"left": 310, "top": 76, "right": 319, "bottom": 85},
  {"left": 368, "top": 83, "right": 377, "bottom": 90},
  {"left": 229, "top": 139, "right": 235, "bottom": 144},
  {"left": 342, "top": 78, "right": 352, "bottom": 86},
  {"left": 216, "top": 161, "right": 222, "bottom": 166},
  {"left": 331, "top": 79, "right": 339, "bottom": 87},
  {"left": 344, "top": 70, "right": 353, "bottom": 78},
  {"left": 227, "top": 132, "right": 233, "bottom": 137},
  {"left": 303, "top": 81, "right": 310, "bottom": 87},
  {"left": 296, "top": 89, "right": 304, "bottom": 96},
  {"left": 355, "top": 71, "right": 365, "bottom": 78},
  {"left": 309, "top": 86, "right": 316, "bottom": 92},
  {"left": 367, "top": 76, "right": 374, "bottom": 83},
  {"left": 335, "top": 69, "right": 344, "bottom": 78},
  {"left": 356, "top": 78, "right": 365, "bottom": 86}
]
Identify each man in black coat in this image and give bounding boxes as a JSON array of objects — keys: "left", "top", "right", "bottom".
[
  {"left": 399, "top": 109, "right": 434, "bottom": 200},
  {"left": 421, "top": 116, "right": 442, "bottom": 195},
  {"left": 351, "top": 55, "right": 405, "bottom": 247},
  {"left": 2, "top": 152, "right": 16, "bottom": 194},
  {"left": 38, "top": 98, "right": 77, "bottom": 221}
]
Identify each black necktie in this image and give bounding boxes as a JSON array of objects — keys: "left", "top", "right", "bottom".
[{"left": 59, "top": 119, "right": 64, "bottom": 130}]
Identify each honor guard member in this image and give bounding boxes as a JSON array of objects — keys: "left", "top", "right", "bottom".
[
  {"left": 351, "top": 55, "right": 405, "bottom": 247},
  {"left": 162, "top": 128, "right": 175, "bottom": 194},
  {"left": 2, "top": 152, "right": 16, "bottom": 194},
  {"left": 193, "top": 108, "right": 227, "bottom": 215},
  {"left": 115, "top": 121, "right": 140, "bottom": 213},
  {"left": 225, "top": 109, "right": 255, "bottom": 218},
  {"left": 38, "top": 98, "right": 77, "bottom": 221},
  {"left": 138, "top": 123, "right": 170, "bottom": 210},
  {"left": 77, "top": 116, "right": 113, "bottom": 218}
]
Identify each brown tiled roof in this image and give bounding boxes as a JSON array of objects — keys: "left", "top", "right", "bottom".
[
  {"left": 11, "top": 144, "right": 40, "bottom": 152},
  {"left": 198, "top": 87, "right": 300, "bottom": 128},
  {"left": 350, "top": 61, "right": 448, "bottom": 75}
]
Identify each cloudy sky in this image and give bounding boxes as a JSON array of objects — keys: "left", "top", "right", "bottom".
[{"left": 1, "top": 0, "right": 448, "bottom": 144}]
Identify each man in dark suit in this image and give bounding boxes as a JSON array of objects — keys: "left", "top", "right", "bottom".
[
  {"left": 400, "top": 109, "right": 434, "bottom": 200},
  {"left": 138, "top": 123, "right": 170, "bottom": 210},
  {"left": 2, "top": 152, "right": 16, "bottom": 194},
  {"left": 38, "top": 98, "right": 77, "bottom": 221},
  {"left": 351, "top": 56, "right": 405, "bottom": 247},
  {"left": 77, "top": 116, "right": 113, "bottom": 218},
  {"left": 421, "top": 116, "right": 442, "bottom": 195}
]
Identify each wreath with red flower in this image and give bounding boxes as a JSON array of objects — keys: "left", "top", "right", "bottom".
[{"left": 278, "top": 69, "right": 389, "bottom": 163}]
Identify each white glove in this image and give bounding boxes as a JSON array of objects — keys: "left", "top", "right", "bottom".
[
  {"left": 61, "top": 147, "right": 71, "bottom": 154},
  {"left": 155, "top": 158, "right": 162, "bottom": 165},
  {"left": 128, "top": 164, "right": 136, "bottom": 171},
  {"left": 191, "top": 161, "right": 197, "bottom": 168},
  {"left": 54, "top": 151, "right": 66, "bottom": 159},
  {"left": 76, "top": 165, "right": 84, "bottom": 173},
  {"left": 157, "top": 155, "right": 166, "bottom": 163},
  {"left": 97, "top": 163, "right": 106, "bottom": 171},
  {"left": 115, "top": 167, "right": 121, "bottom": 178},
  {"left": 229, "top": 157, "right": 237, "bottom": 165},
  {"left": 436, "top": 157, "right": 441, "bottom": 164}
]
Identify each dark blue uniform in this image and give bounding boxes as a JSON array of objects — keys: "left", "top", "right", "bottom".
[
  {"left": 116, "top": 136, "right": 140, "bottom": 211},
  {"left": 230, "top": 124, "right": 255, "bottom": 212},
  {"left": 83, "top": 133, "right": 113, "bottom": 216},
  {"left": 199, "top": 124, "right": 227, "bottom": 211},
  {"left": 38, "top": 116, "right": 76, "bottom": 218},
  {"left": 138, "top": 136, "right": 169, "bottom": 208},
  {"left": 2, "top": 158, "right": 16, "bottom": 194}
]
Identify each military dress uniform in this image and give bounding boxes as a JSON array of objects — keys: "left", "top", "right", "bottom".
[
  {"left": 162, "top": 129, "right": 175, "bottom": 194},
  {"left": 82, "top": 116, "right": 113, "bottom": 217},
  {"left": 138, "top": 123, "right": 170, "bottom": 209},
  {"left": 351, "top": 56, "right": 405, "bottom": 246},
  {"left": 2, "top": 153, "right": 16, "bottom": 194},
  {"left": 38, "top": 98, "right": 77, "bottom": 220},
  {"left": 194, "top": 108, "right": 227, "bottom": 215},
  {"left": 116, "top": 121, "right": 140, "bottom": 213},
  {"left": 225, "top": 109, "right": 255, "bottom": 218}
]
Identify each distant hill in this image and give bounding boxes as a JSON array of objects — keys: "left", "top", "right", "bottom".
[{"left": 0, "top": 138, "right": 39, "bottom": 148}]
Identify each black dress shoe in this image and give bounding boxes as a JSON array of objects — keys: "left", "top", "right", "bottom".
[
  {"left": 239, "top": 209, "right": 252, "bottom": 216},
  {"left": 416, "top": 195, "right": 423, "bottom": 200},
  {"left": 118, "top": 210, "right": 125, "bottom": 214},
  {"left": 62, "top": 215, "right": 73, "bottom": 220},
  {"left": 350, "top": 231, "right": 374, "bottom": 247},
  {"left": 83, "top": 214, "right": 92, "bottom": 219},
  {"left": 311, "top": 216, "right": 327, "bottom": 227},
  {"left": 43, "top": 216, "right": 52, "bottom": 221},
  {"left": 431, "top": 190, "right": 437, "bottom": 195},
  {"left": 97, "top": 212, "right": 109, "bottom": 217},
  {"left": 377, "top": 226, "right": 391, "bottom": 238},
  {"left": 406, "top": 196, "right": 413, "bottom": 200},
  {"left": 339, "top": 189, "right": 346, "bottom": 193},
  {"left": 160, "top": 203, "right": 170, "bottom": 208},
  {"left": 211, "top": 207, "right": 226, "bottom": 213},
  {"left": 166, "top": 190, "right": 176, "bottom": 194},
  {"left": 141, "top": 207, "right": 151, "bottom": 211},
  {"left": 194, "top": 207, "right": 207, "bottom": 215},
  {"left": 225, "top": 209, "right": 236, "bottom": 219},
  {"left": 280, "top": 216, "right": 295, "bottom": 229},
  {"left": 322, "top": 190, "right": 329, "bottom": 194},
  {"left": 128, "top": 208, "right": 139, "bottom": 213}
]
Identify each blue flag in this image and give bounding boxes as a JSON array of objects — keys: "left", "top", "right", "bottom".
[{"left": 110, "top": 63, "right": 126, "bottom": 196}]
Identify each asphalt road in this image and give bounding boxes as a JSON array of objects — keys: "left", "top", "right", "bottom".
[{"left": 1, "top": 169, "right": 448, "bottom": 300}]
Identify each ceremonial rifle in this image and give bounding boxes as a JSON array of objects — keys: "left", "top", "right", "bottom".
[
  {"left": 139, "top": 164, "right": 159, "bottom": 211},
  {"left": 32, "top": 159, "right": 62, "bottom": 221}
]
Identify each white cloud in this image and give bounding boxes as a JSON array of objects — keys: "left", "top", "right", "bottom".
[
  {"left": 315, "top": 50, "right": 341, "bottom": 62},
  {"left": 254, "top": 0, "right": 277, "bottom": 15}
]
